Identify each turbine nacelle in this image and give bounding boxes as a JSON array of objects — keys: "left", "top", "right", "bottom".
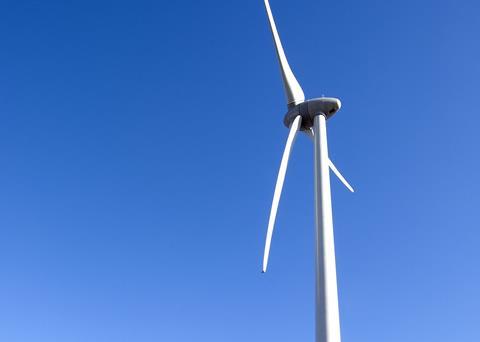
[{"left": 284, "top": 97, "right": 342, "bottom": 131}]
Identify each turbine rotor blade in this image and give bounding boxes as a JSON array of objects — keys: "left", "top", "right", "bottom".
[
  {"left": 264, "top": 0, "right": 305, "bottom": 107},
  {"left": 328, "top": 159, "right": 355, "bottom": 193},
  {"left": 263, "top": 115, "right": 302, "bottom": 273}
]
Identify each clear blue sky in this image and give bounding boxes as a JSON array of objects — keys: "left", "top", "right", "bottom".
[{"left": 1, "top": 0, "right": 479, "bottom": 341}]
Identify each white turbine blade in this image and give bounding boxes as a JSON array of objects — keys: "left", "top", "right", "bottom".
[
  {"left": 328, "top": 159, "right": 355, "bottom": 193},
  {"left": 264, "top": 0, "right": 305, "bottom": 107},
  {"left": 263, "top": 115, "right": 302, "bottom": 273}
]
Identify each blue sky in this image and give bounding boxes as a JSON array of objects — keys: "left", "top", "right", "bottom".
[{"left": 1, "top": 0, "right": 479, "bottom": 341}]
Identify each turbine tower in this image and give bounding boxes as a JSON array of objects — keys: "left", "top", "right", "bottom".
[{"left": 261, "top": 1, "right": 354, "bottom": 341}]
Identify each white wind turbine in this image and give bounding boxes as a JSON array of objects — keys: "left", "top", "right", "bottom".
[{"left": 261, "top": 1, "right": 354, "bottom": 341}]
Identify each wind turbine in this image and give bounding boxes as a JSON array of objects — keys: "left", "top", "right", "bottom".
[{"left": 261, "top": 1, "right": 354, "bottom": 341}]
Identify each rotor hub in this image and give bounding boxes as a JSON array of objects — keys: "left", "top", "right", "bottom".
[{"left": 283, "top": 97, "right": 341, "bottom": 130}]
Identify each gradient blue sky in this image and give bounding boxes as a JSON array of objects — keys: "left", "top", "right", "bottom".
[{"left": 1, "top": 0, "right": 479, "bottom": 341}]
